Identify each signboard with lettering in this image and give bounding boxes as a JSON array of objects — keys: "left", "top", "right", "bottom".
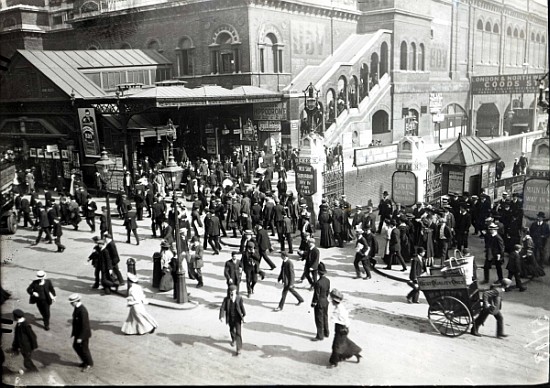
[
  {"left": 448, "top": 171, "right": 464, "bottom": 194},
  {"left": 257, "top": 120, "right": 282, "bottom": 132},
  {"left": 77, "top": 108, "right": 100, "bottom": 158},
  {"left": 206, "top": 138, "right": 217, "bottom": 155},
  {"left": 253, "top": 103, "right": 287, "bottom": 120},
  {"left": 392, "top": 171, "right": 417, "bottom": 206},
  {"left": 522, "top": 178, "right": 550, "bottom": 220},
  {"left": 471, "top": 74, "right": 546, "bottom": 95},
  {"left": 296, "top": 163, "right": 317, "bottom": 196},
  {"left": 418, "top": 275, "right": 467, "bottom": 290}
]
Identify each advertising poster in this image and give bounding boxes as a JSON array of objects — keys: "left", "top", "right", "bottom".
[{"left": 78, "top": 108, "right": 100, "bottom": 157}]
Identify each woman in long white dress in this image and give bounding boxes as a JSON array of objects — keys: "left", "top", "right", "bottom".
[{"left": 121, "top": 273, "right": 158, "bottom": 335}]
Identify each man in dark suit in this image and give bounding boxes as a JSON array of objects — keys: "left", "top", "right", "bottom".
[
  {"left": 274, "top": 252, "right": 304, "bottom": 311},
  {"left": 11, "top": 309, "right": 39, "bottom": 372},
  {"left": 455, "top": 203, "right": 472, "bottom": 250},
  {"left": 506, "top": 244, "right": 526, "bottom": 292},
  {"left": 219, "top": 285, "right": 246, "bottom": 356},
  {"left": 83, "top": 195, "right": 97, "bottom": 232},
  {"left": 304, "top": 237, "right": 320, "bottom": 288},
  {"left": 124, "top": 206, "right": 140, "bottom": 245},
  {"left": 377, "top": 190, "right": 393, "bottom": 234},
  {"left": 26, "top": 270, "right": 56, "bottom": 330},
  {"left": 207, "top": 209, "right": 222, "bottom": 254},
  {"left": 407, "top": 247, "right": 426, "bottom": 303},
  {"left": 33, "top": 203, "right": 52, "bottom": 245},
  {"left": 385, "top": 219, "right": 407, "bottom": 271},
  {"left": 241, "top": 240, "right": 262, "bottom": 297},
  {"left": 69, "top": 294, "right": 93, "bottom": 371},
  {"left": 529, "top": 211, "right": 550, "bottom": 266},
  {"left": 104, "top": 234, "right": 125, "bottom": 285},
  {"left": 51, "top": 215, "right": 65, "bottom": 252},
  {"left": 151, "top": 197, "right": 165, "bottom": 238},
  {"left": 331, "top": 201, "right": 345, "bottom": 248},
  {"left": 20, "top": 196, "right": 35, "bottom": 228},
  {"left": 224, "top": 252, "right": 242, "bottom": 293},
  {"left": 311, "top": 262, "right": 330, "bottom": 341},
  {"left": 256, "top": 224, "right": 276, "bottom": 270}
]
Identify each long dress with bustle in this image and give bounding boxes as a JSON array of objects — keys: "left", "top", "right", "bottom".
[
  {"left": 329, "top": 302, "right": 362, "bottom": 366},
  {"left": 121, "top": 284, "right": 158, "bottom": 335}
]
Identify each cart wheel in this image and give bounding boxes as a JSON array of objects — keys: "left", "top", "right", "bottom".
[
  {"left": 428, "top": 296, "right": 472, "bottom": 337},
  {"left": 7, "top": 212, "right": 17, "bottom": 234}
]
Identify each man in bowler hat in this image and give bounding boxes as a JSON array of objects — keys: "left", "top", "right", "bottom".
[
  {"left": 11, "top": 309, "right": 39, "bottom": 372},
  {"left": 274, "top": 251, "right": 304, "bottom": 311},
  {"left": 311, "top": 262, "right": 330, "bottom": 341},
  {"left": 69, "top": 294, "right": 93, "bottom": 372}
]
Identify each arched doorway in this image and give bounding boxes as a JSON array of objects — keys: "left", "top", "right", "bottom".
[
  {"left": 476, "top": 103, "right": 500, "bottom": 137},
  {"left": 349, "top": 76, "right": 358, "bottom": 108},
  {"left": 372, "top": 110, "right": 389, "bottom": 134},
  {"left": 326, "top": 89, "right": 336, "bottom": 127}
]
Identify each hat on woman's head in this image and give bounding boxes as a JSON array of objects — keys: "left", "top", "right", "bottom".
[
  {"left": 127, "top": 273, "right": 139, "bottom": 283},
  {"left": 330, "top": 289, "right": 344, "bottom": 303}
]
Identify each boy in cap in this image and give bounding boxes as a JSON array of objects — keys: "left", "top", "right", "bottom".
[
  {"left": 69, "top": 294, "right": 93, "bottom": 371},
  {"left": 51, "top": 215, "right": 65, "bottom": 252},
  {"left": 219, "top": 285, "right": 246, "bottom": 356},
  {"left": 26, "top": 271, "right": 56, "bottom": 330},
  {"left": 11, "top": 309, "right": 39, "bottom": 372},
  {"left": 471, "top": 279, "right": 512, "bottom": 338}
]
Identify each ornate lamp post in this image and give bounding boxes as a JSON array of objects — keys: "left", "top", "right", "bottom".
[
  {"left": 537, "top": 73, "right": 549, "bottom": 137},
  {"left": 94, "top": 148, "right": 115, "bottom": 236},
  {"left": 160, "top": 151, "right": 188, "bottom": 304},
  {"left": 303, "top": 82, "right": 321, "bottom": 136}
]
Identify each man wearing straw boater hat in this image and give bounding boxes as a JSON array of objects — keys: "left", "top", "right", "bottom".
[
  {"left": 482, "top": 223, "right": 505, "bottom": 285},
  {"left": 26, "top": 270, "right": 56, "bottom": 331},
  {"left": 69, "top": 294, "right": 93, "bottom": 372}
]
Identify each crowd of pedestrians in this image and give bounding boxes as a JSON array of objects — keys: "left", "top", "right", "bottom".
[{"left": 3, "top": 149, "right": 548, "bottom": 373}]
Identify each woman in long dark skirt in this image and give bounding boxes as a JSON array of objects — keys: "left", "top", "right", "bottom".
[
  {"left": 318, "top": 204, "right": 334, "bottom": 248},
  {"left": 328, "top": 289, "right": 362, "bottom": 368}
]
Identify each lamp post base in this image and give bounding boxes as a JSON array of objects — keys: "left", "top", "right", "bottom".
[{"left": 176, "top": 271, "right": 188, "bottom": 304}]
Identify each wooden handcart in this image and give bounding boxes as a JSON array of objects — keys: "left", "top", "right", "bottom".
[{"left": 417, "top": 252, "right": 482, "bottom": 337}]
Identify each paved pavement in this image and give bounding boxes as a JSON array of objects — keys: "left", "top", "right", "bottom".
[{"left": 1, "top": 185, "right": 549, "bottom": 385}]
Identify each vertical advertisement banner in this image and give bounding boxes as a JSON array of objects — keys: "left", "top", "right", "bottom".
[{"left": 78, "top": 108, "right": 100, "bottom": 157}]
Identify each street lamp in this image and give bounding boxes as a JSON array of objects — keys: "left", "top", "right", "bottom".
[
  {"left": 537, "top": 72, "right": 549, "bottom": 137},
  {"left": 94, "top": 148, "right": 115, "bottom": 237},
  {"left": 303, "top": 82, "right": 321, "bottom": 136},
  {"left": 160, "top": 152, "right": 188, "bottom": 304}
]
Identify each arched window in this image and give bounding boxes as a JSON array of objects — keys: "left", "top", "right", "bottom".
[
  {"left": 477, "top": 20, "right": 484, "bottom": 30},
  {"left": 418, "top": 43, "right": 425, "bottom": 71},
  {"left": 349, "top": 76, "right": 358, "bottom": 108},
  {"left": 370, "top": 52, "right": 379, "bottom": 86},
  {"left": 260, "top": 33, "right": 282, "bottom": 73},
  {"left": 485, "top": 21, "right": 492, "bottom": 32},
  {"left": 507, "top": 27, "right": 512, "bottom": 36},
  {"left": 81, "top": 1, "right": 99, "bottom": 13},
  {"left": 520, "top": 30, "right": 525, "bottom": 39},
  {"left": 337, "top": 76, "right": 347, "bottom": 115},
  {"left": 400, "top": 41, "right": 407, "bottom": 70},
  {"left": 176, "top": 37, "right": 194, "bottom": 76},
  {"left": 120, "top": 43, "right": 132, "bottom": 49},
  {"left": 210, "top": 26, "right": 241, "bottom": 74},
  {"left": 410, "top": 42, "right": 417, "bottom": 70},
  {"left": 147, "top": 39, "right": 161, "bottom": 51},
  {"left": 326, "top": 89, "right": 336, "bottom": 125},
  {"left": 360, "top": 63, "right": 369, "bottom": 101},
  {"left": 532, "top": 32, "right": 536, "bottom": 42},
  {"left": 513, "top": 28, "right": 519, "bottom": 38},
  {"left": 493, "top": 24, "right": 499, "bottom": 34},
  {"left": 536, "top": 33, "right": 541, "bottom": 43},
  {"left": 380, "top": 42, "right": 389, "bottom": 76}
]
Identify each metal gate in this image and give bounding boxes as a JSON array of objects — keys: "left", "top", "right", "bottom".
[
  {"left": 322, "top": 161, "right": 344, "bottom": 202},
  {"left": 424, "top": 170, "right": 442, "bottom": 205}
]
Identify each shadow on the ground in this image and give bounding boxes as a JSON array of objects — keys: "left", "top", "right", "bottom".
[
  {"left": 244, "top": 321, "right": 312, "bottom": 340},
  {"left": 350, "top": 304, "right": 437, "bottom": 336},
  {"left": 48, "top": 276, "right": 101, "bottom": 296},
  {"left": 32, "top": 349, "right": 77, "bottom": 368}
]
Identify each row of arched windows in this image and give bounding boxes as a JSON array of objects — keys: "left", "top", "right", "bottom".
[
  {"left": 399, "top": 41, "right": 426, "bottom": 71},
  {"left": 475, "top": 19, "right": 547, "bottom": 68}
]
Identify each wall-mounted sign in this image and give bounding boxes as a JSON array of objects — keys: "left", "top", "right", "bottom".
[
  {"left": 392, "top": 171, "right": 417, "bottom": 206},
  {"left": 257, "top": 120, "right": 282, "bottom": 132},
  {"left": 296, "top": 163, "right": 317, "bottom": 196},
  {"left": 522, "top": 178, "right": 550, "bottom": 220},
  {"left": 448, "top": 171, "right": 464, "bottom": 195},
  {"left": 78, "top": 108, "right": 100, "bottom": 157},
  {"left": 471, "top": 74, "right": 546, "bottom": 95},
  {"left": 429, "top": 93, "right": 443, "bottom": 113},
  {"left": 206, "top": 138, "right": 217, "bottom": 155},
  {"left": 253, "top": 103, "right": 287, "bottom": 120}
]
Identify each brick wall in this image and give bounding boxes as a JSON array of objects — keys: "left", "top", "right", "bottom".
[{"left": 343, "top": 159, "right": 395, "bottom": 207}]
